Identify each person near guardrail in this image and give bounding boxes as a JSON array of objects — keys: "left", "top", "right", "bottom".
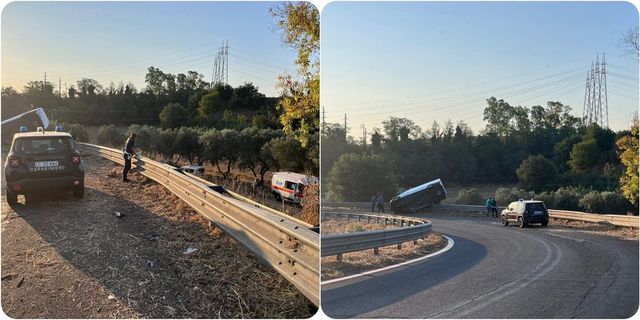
[
  {"left": 376, "top": 193, "right": 385, "bottom": 213},
  {"left": 122, "top": 133, "right": 136, "bottom": 182},
  {"left": 491, "top": 197, "right": 498, "bottom": 218},
  {"left": 371, "top": 195, "right": 377, "bottom": 212}
]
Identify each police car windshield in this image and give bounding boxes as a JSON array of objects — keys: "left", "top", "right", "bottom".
[{"left": 14, "top": 137, "right": 71, "bottom": 155}]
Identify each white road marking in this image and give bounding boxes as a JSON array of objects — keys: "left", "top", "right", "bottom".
[{"left": 321, "top": 235, "right": 455, "bottom": 286}]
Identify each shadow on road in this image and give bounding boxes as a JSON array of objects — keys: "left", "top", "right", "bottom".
[{"left": 321, "top": 233, "right": 486, "bottom": 318}]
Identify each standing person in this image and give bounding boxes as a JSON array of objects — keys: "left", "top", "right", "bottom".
[
  {"left": 377, "top": 193, "right": 385, "bottom": 213},
  {"left": 122, "top": 133, "right": 137, "bottom": 182},
  {"left": 491, "top": 197, "right": 498, "bottom": 218},
  {"left": 370, "top": 195, "right": 377, "bottom": 212},
  {"left": 485, "top": 197, "right": 493, "bottom": 217}
]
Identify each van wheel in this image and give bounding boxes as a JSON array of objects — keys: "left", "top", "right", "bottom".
[
  {"left": 274, "top": 193, "right": 282, "bottom": 202},
  {"left": 501, "top": 215, "right": 509, "bottom": 226},
  {"left": 73, "top": 185, "right": 85, "bottom": 198},
  {"left": 6, "top": 190, "right": 17, "bottom": 206},
  {"left": 518, "top": 217, "right": 526, "bottom": 228}
]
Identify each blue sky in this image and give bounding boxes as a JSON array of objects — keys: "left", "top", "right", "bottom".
[
  {"left": 2, "top": 1, "right": 297, "bottom": 96},
  {"left": 321, "top": 1, "right": 639, "bottom": 135}
]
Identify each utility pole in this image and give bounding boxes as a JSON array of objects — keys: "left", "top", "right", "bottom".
[
  {"left": 58, "top": 77, "right": 62, "bottom": 98},
  {"left": 322, "top": 106, "right": 326, "bottom": 133},
  {"left": 225, "top": 40, "right": 229, "bottom": 85},
  {"left": 44, "top": 72, "right": 47, "bottom": 90},
  {"left": 344, "top": 113, "right": 348, "bottom": 141},
  {"left": 361, "top": 124, "right": 366, "bottom": 146}
]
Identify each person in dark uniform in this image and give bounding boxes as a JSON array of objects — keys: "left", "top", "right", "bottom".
[{"left": 123, "top": 133, "right": 137, "bottom": 182}]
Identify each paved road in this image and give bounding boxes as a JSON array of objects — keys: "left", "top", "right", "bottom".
[{"left": 322, "top": 215, "right": 638, "bottom": 318}]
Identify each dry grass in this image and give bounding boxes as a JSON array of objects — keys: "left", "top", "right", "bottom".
[
  {"left": 321, "top": 232, "right": 447, "bottom": 281},
  {"left": 1, "top": 154, "right": 315, "bottom": 318},
  {"left": 321, "top": 220, "right": 396, "bottom": 235},
  {"left": 549, "top": 218, "right": 638, "bottom": 240}
]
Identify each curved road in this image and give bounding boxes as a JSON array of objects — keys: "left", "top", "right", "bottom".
[{"left": 322, "top": 215, "right": 638, "bottom": 318}]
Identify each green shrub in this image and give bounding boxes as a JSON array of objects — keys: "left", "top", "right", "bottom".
[
  {"left": 455, "top": 188, "right": 483, "bottom": 205},
  {"left": 534, "top": 191, "right": 556, "bottom": 208},
  {"left": 579, "top": 191, "right": 630, "bottom": 214},
  {"left": 553, "top": 187, "right": 584, "bottom": 211},
  {"left": 96, "top": 124, "right": 124, "bottom": 147},
  {"left": 61, "top": 123, "right": 89, "bottom": 142},
  {"left": 494, "top": 187, "right": 534, "bottom": 206}
]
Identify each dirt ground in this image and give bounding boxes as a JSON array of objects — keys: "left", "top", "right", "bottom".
[
  {"left": 1, "top": 153, "right": 314, "bottom": 318},
  {"left": 319, "top": 216, "right": 446, "bottom": 281}
]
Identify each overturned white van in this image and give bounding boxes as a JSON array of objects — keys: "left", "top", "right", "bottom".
[{"left": 271, "top": 172, "right": 318, "bottom": 205}]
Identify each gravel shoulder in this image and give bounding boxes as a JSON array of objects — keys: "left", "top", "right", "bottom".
[{"left": 1, "top": 154, "right": 314, "bottom": 318}]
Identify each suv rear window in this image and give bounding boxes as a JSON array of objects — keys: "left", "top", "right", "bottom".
[
  {"left": 14, "top": 137, "right": 71, "bottom": 155},
  {"left": 526, "top": 203, "right": 546, "bottom": 211}
]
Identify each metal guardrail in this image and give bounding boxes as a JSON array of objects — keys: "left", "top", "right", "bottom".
[
  {"left": 322, "top": 202, "right": 639, "bottom": 228},
  {"left": 321, "top": 211, "right": 432, "bottom": 257},
  {"left": 80, "top": 143, "right": 319, "bottom": 306}
]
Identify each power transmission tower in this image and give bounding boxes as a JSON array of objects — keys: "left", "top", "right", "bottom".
[
  {"left": 211, "top": 41, "right": 229, "bottom": 88},
  {"left": 583, "top": 53, "right": 609, "bottom": 128}
]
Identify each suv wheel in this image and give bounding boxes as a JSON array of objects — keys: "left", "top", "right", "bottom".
[
  {"left": 73, "top": 185, "right": 85, "bottom": 198},
  {"left": 6, "top": 189, "right": 17, "bottom": 206},
  {"left": 501, "top": 215, "right": 509, "bottom": 226},
  {"left": 518, "top": 217, "right": 526, "bottom": 228}
]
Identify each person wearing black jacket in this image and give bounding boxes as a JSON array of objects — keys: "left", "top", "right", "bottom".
[{"left": 122, "top": 133, "right": 136, "bottom": 182}]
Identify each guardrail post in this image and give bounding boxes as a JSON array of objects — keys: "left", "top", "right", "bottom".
[
  {"left": 401, "top": 220, "right": 404, "bottom": 227},
  {"left": 373, "top": 248, "right": 379, "bottom": 255},
  {"left": 413, "top": 240, "right": 418, "bottom": 245},
  {"left": 397, "top": 243, "right": 402, "bottom": 250},
  {"left": 337, "top": 253, "right": 343, "bottom": 262}
]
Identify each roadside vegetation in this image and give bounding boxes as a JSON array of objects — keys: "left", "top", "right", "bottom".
[{"left": 323, "top": 99, "right": 639, "bottom": 214}]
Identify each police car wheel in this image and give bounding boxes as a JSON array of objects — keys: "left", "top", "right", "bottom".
[
  {"left": 6, "top": 190, "right": 17, "bottom": 206},
  {"left": 73, "top": 185, "right": 85, "bottom": 198}
]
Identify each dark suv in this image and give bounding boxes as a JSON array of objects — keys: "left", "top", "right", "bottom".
[
  {"left": 4, "top": 131, "right": 85, "bottom": 206},
  {"left": 501, "top": 200, "right": 549, "bottom": 228}
]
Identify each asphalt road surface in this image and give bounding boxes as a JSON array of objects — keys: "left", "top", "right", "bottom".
[{"left": 322, "top": 215, "right": 638, "bottom": 318}]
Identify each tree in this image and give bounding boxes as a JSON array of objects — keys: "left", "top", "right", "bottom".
[
  {"left": 516, "top": 155, "right": 558, "bottom": 192},
  {"left": 198, "top": 91, "right": 223, "bottom": 117},
  {"left": 174, "top": 127, "right": 205, "bottom": 165},
  {"left": 327, "top": 153, "right": 398, "bottom": 201},
  {"left": 237, "top": 127, "right": 282, "bottom": 183},
  {"left": 201, "top": 129, "right": 240, "bottom": 178},
  {"left": 382, "top": 117, "right": 421, "bottom": 142},
  {"left": 271, "top": 2, "right": 319, "bottom": 147},
  {"left": 621, "top": 26, "right": 639, "bottom": 59},
  {"left": 568, "top": 139, "right": 600, "bottom": 173},
  {"left": 235, "top": 82, "right": 263, "bottom": 106},
  {"left": 77, "top": 78, "right": 102, "bottom": 96},
  {"left": 159, "top": 103, "right": 189, "bottom": 128},
  {"left": 263, "top": 136, "right": 307, "bottom": 173},
  {"left": 616, "top": 117, "right": 639, "bottom": 207}
]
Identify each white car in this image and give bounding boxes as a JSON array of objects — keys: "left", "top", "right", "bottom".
[{"left": 271, "top": 172, "right": 318, "bottom": 204}]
